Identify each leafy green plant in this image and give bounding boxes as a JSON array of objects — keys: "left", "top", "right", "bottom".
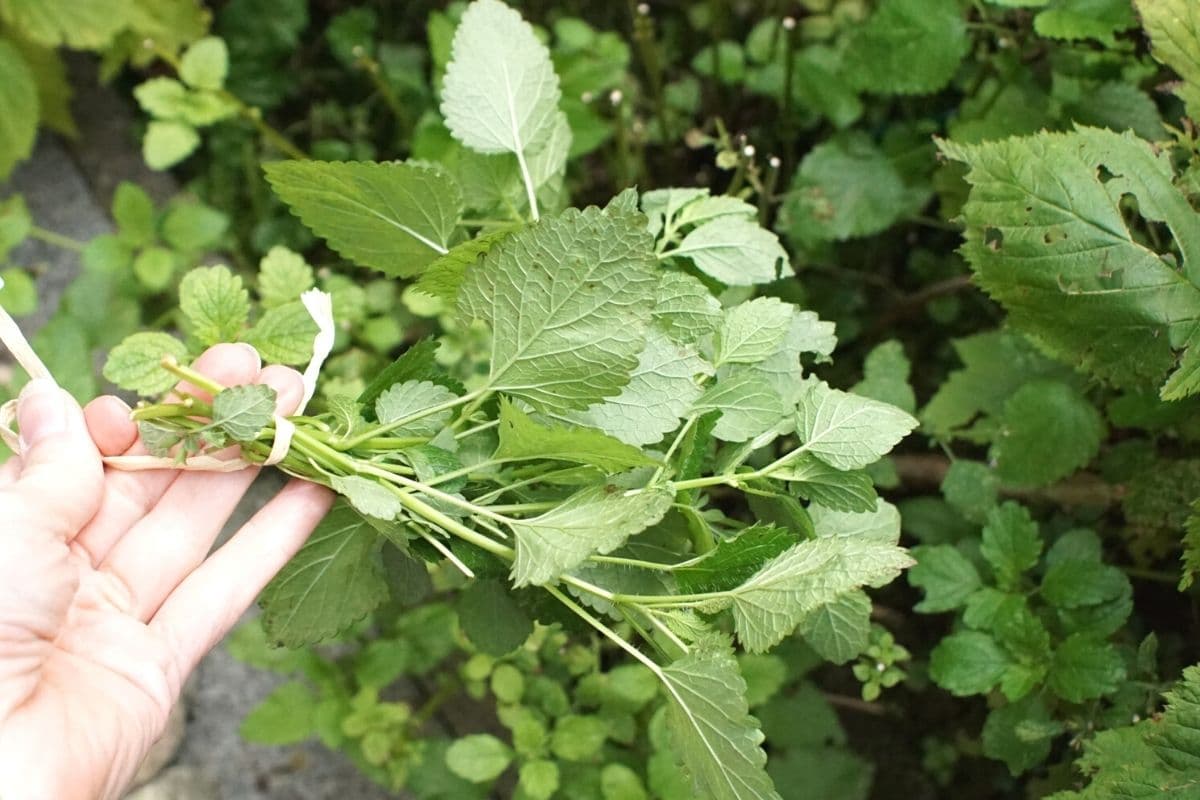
[{"left": 92, "top": 3, "right": 923, "bottom": 798}]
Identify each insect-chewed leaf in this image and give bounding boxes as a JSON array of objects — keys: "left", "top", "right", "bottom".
[
  {"left": 939, "top": 128, "right": 1200, "bottom": 396},
  {"left": 558, "top": 328, "right": 713, "bottom": 446},
  {"left": 374, "top": 380, "right": 459, "bottom": 438},
  {"left": 260, "top": 502, "right": 388, "bottom": 647},
  {"left": 494, "top": 397, "right": 657, "bottom": 472},
  {"left": 795, "top": 379, "right": 918, "bottom": 470},
  {"left": 439, "top": 0, "right": 561, "bottom": 159},
  {"left": 661, "top": 644, "right": 782, "bottom": 800},
  {"left": 103, "top": 332, "right": 189, "bottom": 395},
  {"left": 458, "top": 205, "right": 658, "bottom": 413},
  {"left": 264, "top": 160, "right": 463, "bottom": 278},
  {"left": 675, "top": 525, "right": 798, "bottom": 595},
  {"left": 179, "top": 265, "right": 250, "bottom": 347},
  {"left": 211, "top": 383, "right": 277, "bottom": 441},
  {"left": 729, "top": 537, "right": 913, "bottom": 653},
  {"left": 509, "top": 484, "right": 673, "bottom": 586}
]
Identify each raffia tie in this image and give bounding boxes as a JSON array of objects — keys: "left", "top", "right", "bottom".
[{"left": 0, "top": 277, "right": 336, "bottom": 473}]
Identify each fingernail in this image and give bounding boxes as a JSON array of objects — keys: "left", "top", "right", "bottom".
[
  {"left": 235, "top": 343, "right": 263, "bottom": 371},
  {"left": 17, "top": 378, "right": 69, "bottom": 449}
]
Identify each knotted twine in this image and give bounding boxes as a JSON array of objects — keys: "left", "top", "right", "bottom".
[{"left": 0, "top": 276, "right": 336, "bottom": 473}]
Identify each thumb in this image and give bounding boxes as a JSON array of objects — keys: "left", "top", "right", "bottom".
[{"left": 4, "top": 379, "right": 104, "bottom": 538}]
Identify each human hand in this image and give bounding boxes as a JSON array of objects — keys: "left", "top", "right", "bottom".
[{"left": 0, "top": 343, "right": 334, "bottom": 800}]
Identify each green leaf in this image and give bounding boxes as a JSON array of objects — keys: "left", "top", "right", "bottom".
[
  {"left": 0, "top": 268, "right": 37, "bottom": 317},
  {"left": 669, "top": 216, "right": 786, "bottom": 286},
  {"left": 1135, "top": 0, "right": 1200, "bottom": 120},
  {"left": 331, "top": 475, "right": 403, "bottom": 521},
  {"left": 0, "top": 195, "right": 31, "bottom": 261},
  {"left": 143, "top": 120, "right": 199, "bottom": 170},
  {"left": 551, "top": 714, "right": 610, "bottom": 761},
  {"left": 852, "top": 340, "right": 916, "bottom": 414},
  {"left": 509, "top": 484, "right": 673, "bottom": 586},
  {"left": 519, "top": 760, "right": 561, "bottom": 800},
  {"left": 0, "top": 0, "right": 130, "bottom": 48},
  {"left": 1052, "top": 665, "right": 1200, "bottom": 797},
  {"left": 773, "top": 453, "right": 877, "bottom": 514},
  {"left": 939, "top": 128, "right": 1200, "bottom": 396},
  {"left": 712, "top": 297, "right": 795, "bottom": 367},
  {"left": 179, "top": 36, "right": 228, "bottom": 90},
  {"left": 458, "top": 206, "right": 657, "bottom": 413},
  {"left": 211, "top": 384, "right": 276, "bottom": 442},
  {"left": 694, "top": 373, "right": 786, "bottom": 443},
  {"left": 112, "top": 182, "right": 155, "bottom": 247},
  {"left": 495, "top": 397, "right": 657, "bottom": 472},
  {"left": 243, "top": 301, "right": 317, "bottom": 366},
  {"left": 131, "top": 247, "right": 175, "bottom": 292},
  {"left": 929, "top": 631, "right": 1012, "bottom": 696},
  {"left": 601, "top": 763, "right": 648, "bottom": 800},
  {"left": 357, "top": 338, "right": 464, "bottom": 413},
  {"left": 1048, "top": 635, "right": 1125, "bottom": 702},
  {"left": 258, "top": 246, "right": 315, "bottom": 308},
  {"left": 456, "top": 578, "right": 533, "bottom": 656},
  {"left": 1182, "top": 501, "right": 1200, "bottom": 591},
  {"left": 375, "top": 380, "right": 458, "bottom": 438},
  {"left": 979, "top": 503, "right": 1043, "bottom": 590},
  {"left": 909, "top": 545, "right": 983, "bottom": 612},
  {"left": 843, "top": 0, "right": 968, "bottom": 95},
  {"left": 239, "top": 682, "right": 317, "bottom": 745},
  {"left": 1041, "top": 560, "right": 1129, "bottom": 608},
  {"left": 162, "top": 203, "right": 228, "bottom": 252},
  {"left": 676, "top": 525, "right": 798, "bottom": 595},
  {"left": 446, "top": 734, "right": 513, "bottom": 783},
  {"left": 562, "top": 328, "right": 712, "bottom": 446},
  {"left": 440, "top": 0, "right": 561, "bottom": 161},
  {"left": 729, "top": 537, "right": 913, "bottom": 653},
  {"left": 661, "top": 645, "right": 782, "bottom": 800},
  {"left": 808, "top": 499, "right": 901, "bottom": 544},
  {"left": 795, "top": 380, "right": 918, "bottom": 470},
  {"left": 265, "top": 160, "right": 464, "bottom": 277},
  {"left": 651, "top": 271, "right": 722, "bottom": 345},
  {"left": 991, "top": 381, "right": 1105, "bottom": 487},
  {"left": 940, "top": 460, "right": 999, "bottom": 524},
  {"left": 798, "top": 590, "right": 872, "bottom": 664},
  {"left": 412, "top": 227, "right": 517, "bottom": 304},
  {"left": 0, "top": 39, "right": 37, "bottom": 180},
  {"left": 1033, "top": 0, "right": 1136, "bottom": 45},
  {"left": 179, "top": 265, "right": 251, "bottom": 346},
  {"left": 103, "top": 332, "right": 188, "bottom": 395},
  {"left": 921, "top": 331, "right": 1068, "bottom": 439},
  {"left": 781, "top": 133, "right": 913, "bottom": 246},
  {"left": 260, "top": 503, "right": 388, "bottom": 647},
  {"left": 982, "top": 696, "right": 1064, "bottom": 775}
]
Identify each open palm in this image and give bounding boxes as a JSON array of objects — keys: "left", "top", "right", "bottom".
[{"left": 0, "top": 344, "right": 332, "bottom": 800}]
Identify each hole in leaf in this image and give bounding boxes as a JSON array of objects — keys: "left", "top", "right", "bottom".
[{"left": 984, "top": 227, "right": 1003, "bottom": 251}]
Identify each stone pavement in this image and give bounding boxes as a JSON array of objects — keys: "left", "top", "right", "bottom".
[{"left": 4, "top": 82, "right": 403, "bottom": 799}]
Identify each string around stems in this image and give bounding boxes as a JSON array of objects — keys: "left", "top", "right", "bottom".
[{"left": 0, "top": 279, "right": 336, "bottom": 474}]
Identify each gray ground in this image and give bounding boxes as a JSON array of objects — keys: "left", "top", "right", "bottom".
[{"left": 4, "top": 81, "right": 404, "bottom": 799}]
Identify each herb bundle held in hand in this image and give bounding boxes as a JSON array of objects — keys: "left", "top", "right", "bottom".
[{"left": 0, "top": 3, "right": 919, "bottom": 798}]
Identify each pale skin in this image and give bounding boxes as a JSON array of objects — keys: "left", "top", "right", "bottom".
[{"left": 0, "top": 343, "right": 334, "bottom": 800}]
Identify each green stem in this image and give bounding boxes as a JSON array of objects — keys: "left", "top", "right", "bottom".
[
  {"left": 543, "top": 584, "right": 663, "bottom": 675},
  {"left": 338, "top": 388, "right": 486, "bottom": 450},
  {"left": 28, "top": 226, "right": 85, "bottom": 253},
  {"left": 355, "top": 53, "right": 406, "bottom": 126}
]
